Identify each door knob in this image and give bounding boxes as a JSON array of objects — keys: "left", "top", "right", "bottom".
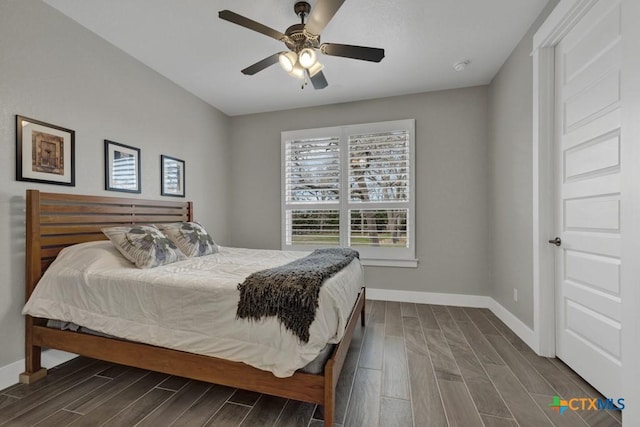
[{"left": 548, "top": 237, "right": 561, "bottom": 246}]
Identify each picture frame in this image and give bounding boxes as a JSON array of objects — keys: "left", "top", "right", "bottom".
[
  {"left": 16, "top": 115, "right": 75, "bottom": 186},
  {"left": 104, "top": 140, "right": 141, "bottom": 193},
  {"left": 161, "top": 155, "right": 185, "bottom": 197}
]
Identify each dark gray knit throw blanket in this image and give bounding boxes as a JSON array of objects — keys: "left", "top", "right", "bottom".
[{"left": 236, "top": 248, "right": 359, "bottom": 343}]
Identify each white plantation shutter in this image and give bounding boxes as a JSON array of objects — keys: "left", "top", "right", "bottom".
[
  {"left": 282, "top": 120, "right": 415, "bottom": 266},
  {"left": 348, "top": 131, "right": 410, "bottom": 203},
  {"left": 285, "top": 137, "right": 340, "bottom": 204},
  {"left": 283, "top": 133, "right": 342, "bottom": 247},
  {"left": 348, "top": 130, "right": 410, "bottom": 257},
  {"left": 285, "top": 209, "right": 340, "bottom": 246}
]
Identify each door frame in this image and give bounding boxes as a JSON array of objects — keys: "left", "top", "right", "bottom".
[
  {"left": 533, "top": 0, "right": 640, "bottom": 420},
  {"left": 531, "top": 0, "right": 600, "bottom": 357}
]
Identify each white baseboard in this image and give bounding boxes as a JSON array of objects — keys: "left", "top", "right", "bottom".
[
  {"left": 0, "top": 349, "right": 77, "bottom": 391},
  {"left": 366, "top": 288, "right": 538, "bottom": 353},
  {"left": 487, "top": 299, "right": 537, "bottom": 352},
  {"left": 366, "top": 288, "right": 492, "bottom": 308}
]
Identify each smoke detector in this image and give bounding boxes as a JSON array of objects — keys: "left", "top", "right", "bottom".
[{"left": 453, "top": 59, "right": 471, "bottom": 72}]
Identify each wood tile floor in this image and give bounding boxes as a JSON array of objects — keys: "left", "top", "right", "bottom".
[{"left": 0, "top": 301, "right": 624, "bottom": 426}]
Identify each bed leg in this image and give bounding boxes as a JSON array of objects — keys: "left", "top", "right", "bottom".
[
  {"left": 20, "top": 316, "right": 47, "bottom": 384},
  {"left": 323, "top": 400, "right": 335, "bottom": 427},
  {"left": 323, "top": 360, "right": 335, "bottom": 427}
]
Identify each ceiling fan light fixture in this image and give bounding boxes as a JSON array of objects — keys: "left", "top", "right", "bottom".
[
  {"left": 288, "top": 62, "right": 305, "bottom": 79},
  {"left": 279, "top": 51, "right": 298, "bottom": 72},
  {"left": 307, "top": 61, "right": 324, "bottom": 77},
  {"left": 298, "top": 47, "right": 317, "bottom": 68}
]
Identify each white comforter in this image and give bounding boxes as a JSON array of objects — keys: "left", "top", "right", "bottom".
[{"left": 22, "top": 241, "right": 364, "bottom": 377}]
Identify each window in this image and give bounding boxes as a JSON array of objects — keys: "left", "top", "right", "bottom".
[{"left": 282, "top": 120, "right": 416, "bottom": 267}]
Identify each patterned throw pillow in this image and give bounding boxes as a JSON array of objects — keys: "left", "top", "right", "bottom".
[
  {"left": 102, "top": 225, "right": 187, "bottom": 268},
  {"left": 156, "top": 222, "right": 218, "bottom": 257}
]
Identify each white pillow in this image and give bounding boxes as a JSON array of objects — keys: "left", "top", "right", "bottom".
[
  {"left": 102, "top": 225, "right": 187, "bottom": 268},
  {"left": 156, "top": 222, "right": 218, "bottom": 257}
]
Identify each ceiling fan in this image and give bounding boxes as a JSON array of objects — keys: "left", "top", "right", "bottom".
[{"left": 218, "top": 0, "right": 385, "bottom": 90}]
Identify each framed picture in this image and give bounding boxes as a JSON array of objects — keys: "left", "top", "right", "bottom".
[
  {"left": 16, "top": 115, "right": 75, "bottom": 186},
  {"left": 104, "top": 140, "right": 141, "bottom": 193},
  {"left": 161, "top": 155, "right": 185, "bottom": 197}
]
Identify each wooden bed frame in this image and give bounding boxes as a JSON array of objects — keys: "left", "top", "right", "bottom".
[{"left": 21, "top": 189, "right": 365, "bottom": 426}]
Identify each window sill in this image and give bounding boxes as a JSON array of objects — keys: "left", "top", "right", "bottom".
[{"left": 360, "top": 258, "right": 418, "bottom": 268}]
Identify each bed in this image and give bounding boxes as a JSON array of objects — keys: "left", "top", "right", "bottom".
[{"left": 20, "top": 190, "right": 365, "bottom": 427}]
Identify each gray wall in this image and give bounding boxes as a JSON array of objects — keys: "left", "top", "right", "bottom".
[
  {"left": 0, "top": 0, "right": 230, "bottom": 367},
  {"left": 229, "top": 87, "right": 491, "bottom": 296},
  {"left": 487, "top": 0, "right": 559, "bottom": 328}
]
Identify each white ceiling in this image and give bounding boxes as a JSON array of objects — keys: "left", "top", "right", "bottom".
[{"left": 44, "top": 0, "right": 549, "bottom": 116}]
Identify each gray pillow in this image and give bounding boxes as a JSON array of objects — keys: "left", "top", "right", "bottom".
[
  {"left": 156, "top": 222, "right": 218, "bottom": 257},
  {"left": 102, "top": 225, "right": 187, "bottom": 268}
]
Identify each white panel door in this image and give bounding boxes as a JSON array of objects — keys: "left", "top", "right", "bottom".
[{"left": 554, "top": 0, "right": 622, "bottom": 398}]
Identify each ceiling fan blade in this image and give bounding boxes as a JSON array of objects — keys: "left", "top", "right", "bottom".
[
  {"left": 241, "top": 53, "right": 282, "bottom": 75},
  {"left": 219, "top": 10, "right": 289, "bottom": 43},
  {"left": 307, "top": 69, "right": 328, "bottom": 89},
  {"left": 304, "top": 0, "right": 346, "bottom": 36},
  {"left": 320, "top": 43, "right": 385, "bottom": 62}
]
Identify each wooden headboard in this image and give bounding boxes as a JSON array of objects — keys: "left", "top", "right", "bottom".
[{"left": 25, "top": 190, "right": 193, "bottom": 300}]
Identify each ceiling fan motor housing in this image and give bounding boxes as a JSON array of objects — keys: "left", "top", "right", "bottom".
[{"left": 285, "top": 23, "right": 320, "bottom": 51}]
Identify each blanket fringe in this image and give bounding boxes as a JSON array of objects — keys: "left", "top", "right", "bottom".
[{"left": 236, "top": 248, "right": 359, "bottom": 343}]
